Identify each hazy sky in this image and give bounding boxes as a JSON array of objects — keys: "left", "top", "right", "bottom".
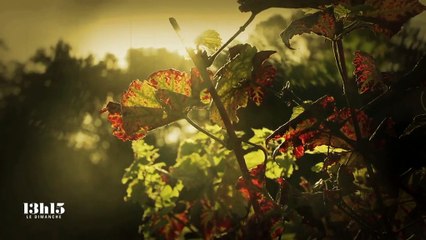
[
  {"left": 1, "top": 0, "right": 425, "bottom": 67},
  {"left": 0, "top": 0, "right": 258, "bottom": 66}
]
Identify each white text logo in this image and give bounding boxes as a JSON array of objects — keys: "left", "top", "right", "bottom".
[{"left": 23, "top": 202, "right": 65, "bottom": 219}]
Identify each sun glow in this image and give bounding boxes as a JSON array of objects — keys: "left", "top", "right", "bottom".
[
  {"left": 72, "top": 12, "right": 253, "bottom": 69},
  {"left": 76, "top": 28, "right": 192, "bottom": 69}
]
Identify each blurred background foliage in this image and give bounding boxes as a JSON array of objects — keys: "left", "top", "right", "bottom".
[{"left": 0, "top": 11, "right": 425, "bottom": 239}]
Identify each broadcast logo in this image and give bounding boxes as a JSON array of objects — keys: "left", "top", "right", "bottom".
[{"left": 23, "top": 202, "right": 65, "bottom": 219}]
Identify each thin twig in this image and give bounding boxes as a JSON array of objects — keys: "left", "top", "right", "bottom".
[
  {"left": 184, "top": 116, "right": 227, "bottom": 147},
  {"left": 208, "top": 13, "right": 256, "bottom": 65},
  {"left": 368, "top": 117, "right": 387, "bottom": 142}
]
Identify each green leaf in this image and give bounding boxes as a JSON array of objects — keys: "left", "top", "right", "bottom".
[
  {"left": 244, "top": 150, "right": 265, "bottom": 169},
  {"left": 249, "top": 128, "right": 274, "bottom": 145},
  {"left": 124, "top": 179, "right": 148, "bottom": 204},
  {"left": 195, "top": 30, "right": 222, "bottom": 52},
  {"left": 171, "top": 153, "right": 212, "bottom": 189},
  {"left": 122, "top": 139, "right": 184, "bottom": 214},
  {"left": 265, "top": 161, "right": 284, "bottom": 179},
  {"left": 274, "top": 151, "right": 296, "bottom": 178},
  {"left": 123, "top": 140, "right": 160, "bottom": 184},
  {"left": 211, "top": 44, "right": 256, "bottom": 124},
  {"left": 290, "top": 105, "right": 306, "bottom": 121},
  {"left": 131, "top": 139, "right": 160, "bottom": 162},
  {"left": 281, "top": 8, "right": 338, "bottom": 49},
  {"left": 311, "top": 162, "right": 324, "bottom": 173}
]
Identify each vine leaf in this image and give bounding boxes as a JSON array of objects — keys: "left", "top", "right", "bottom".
[
  {"left": 195, "top": 30, "right": 222, "bottom": 52},
  {"left": 236, "top": 164, "right": 274, "bottom": 212},
  {"left": 190, "top": 68, "right": 213, "bottom": 105},
  {"left": 267, "top": 96, "right": 373, "bottom": 159},
  {"left": 266, "top": 96, "right": 335, "bottom": 143},
  {"left": 281, "top": 8, "right": 338, "bottom": 49},
  {"left": 211, "top": 44, "right": 276, "bottom": 125},
  {"left": 266, "top": 96, "right": 339, "bottom": 159},
  {"left": 362, "top": 0, "right": 425, "bottom": 36},
  {"left": 400, "top": 114, "right": 426, "bottom": 138},
  {"left": 102, "top": 69, "right": 202, "bottom": 141},
  {"left": 352, "top": 51, "right": 386, "bottom": 94},
  {"left": 339, "top": 0, "right": 425, "bottom": 36},
  {"left": 154, "top": 213, "right": 188, "bottom": 240},
  {"left": 329, "top": 107, "right": 372, "bottom": 141},
  {"left": 236, "top": 164, "right": 283, "bottom": 238},
  {"left": 237, "top": 0, "right": 337, "bottom": 14}
]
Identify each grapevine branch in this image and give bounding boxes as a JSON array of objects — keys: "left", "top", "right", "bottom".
[
  {"left": 332, "top": 39, "right": 394, "bottom": 238},
  {"left": 170, "top": 17, "right": 262, "bottom": 217}
]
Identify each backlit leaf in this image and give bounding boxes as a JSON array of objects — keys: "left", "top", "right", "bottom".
[
  {"left": 352, "top": 50, "right": 385, "bottom": 94},
  {"left": 328, "top": 107, "right": 373, "bottom": 141},
  {"left": 266, "top": 96, "right": 335, "bottom": 144},
  {"left": 249, "top": 128, "right": 274, "bottom": 145},
  {"left": 244, "top": 150, "right": 265, "bottom": 169},
  {"left": 170, "top": 153, "right": 212, "bottom": 189},
  {"left": 266, "top": 96, "right": 374, "bottom": 159},
  {"left": 281, "top": 8, "right": 338, "bottom": 49},
  {"left": 211, "top": 44, "right": 276, "bottom": 124},
  {"left": 195, "top": 30, "right": 222, "bottom": 52},
  {"left": 102, "top": 69, "right": 203, "bottom": 141}
]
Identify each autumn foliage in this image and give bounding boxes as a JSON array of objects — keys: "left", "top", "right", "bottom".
[{"left": 102, "top": 0, "right": 426, "bottom": 239}]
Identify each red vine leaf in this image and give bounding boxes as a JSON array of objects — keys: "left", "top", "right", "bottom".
[
  {"left": 102, "top": 69, "right": 202, "bottom": 141},
  {"left": 328, "top": 108, "right": 373, "bottom": 141},
  {"left": 251, "top": 50, "right": 276, "bottom": 106},
  {"left": 281, "top": 8, "right": 338, "bottom": 49},
  {"left": 236, "top": 164, "right": 276, "bottom": 212},
  {"left": 190, "top": 68, "right": 213, "bottom": 105},
  {"left": 154, "top": 213, "right": 188, "bottom": 240},
  {"left": 267, "top": 96, "right": 373, "bottom": 159},
  {"left": 352, "top": 51, "right": 385, "bottom": 94},
  {"left": 341, "top": 0, "right": 425, "bottom": 36},
  {"left": 266, "top": 96, "right": 336, "bottom": 144},
  {"left": 237, "top": 0, "right": 338, "bottom": 14},
  {"left": 237, "top": 164, "right": 283, "bottom": 239},
  {"left": 363, "top": 0, "right": 425, "bottom": 36}
]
